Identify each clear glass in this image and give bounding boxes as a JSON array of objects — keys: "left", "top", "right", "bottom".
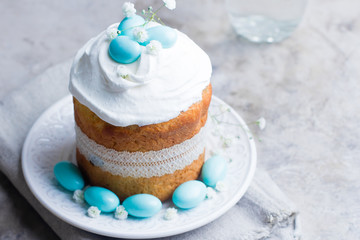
[{"left": 226, "top": 0, "right": 307, "bottom": 43}]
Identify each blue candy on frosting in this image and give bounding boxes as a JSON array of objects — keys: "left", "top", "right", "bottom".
[
  {"left": 142, "top": 25, "right": 178, "bottom": 48},
  {"left": 108, "top": 35, "right": 141, "bottom": 64},
  {"left": 118, "top": 14, "right": 145, "bottom": 39},
  {"left": 109, "top": 16, "right": 178, "bottom": 63}
]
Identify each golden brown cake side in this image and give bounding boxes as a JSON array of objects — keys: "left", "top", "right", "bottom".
[
  {"left": 74, "top": 84, "right": 212, "bottom": 201},
  {"left": 74, "top": 84, "right": 212, "bottom": 152},
  {"left": 77, "top": 149, "right": 205, "bottom": 201}
]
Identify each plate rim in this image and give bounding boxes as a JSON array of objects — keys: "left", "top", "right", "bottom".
[{"left": 22, "top": 94, "right": 257, "bottom": 239}]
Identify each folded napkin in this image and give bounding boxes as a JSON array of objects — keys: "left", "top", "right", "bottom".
[{"left": 0, "top": 60, "right": 300, "bottom": 240}]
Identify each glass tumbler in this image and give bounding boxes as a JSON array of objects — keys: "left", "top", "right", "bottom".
[{"left": 225, "top": 0, "right": 307, "bottom": 43}]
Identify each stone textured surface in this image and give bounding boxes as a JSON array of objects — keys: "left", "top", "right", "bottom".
[{"left": 1, "top": 0, "right": 360, "bottom": 239}]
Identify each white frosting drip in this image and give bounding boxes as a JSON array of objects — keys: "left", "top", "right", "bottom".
[
  {"left": 69, "top": 23, "right": 212, "bottom": 127},
  {"left": 75, "top": 124, "right": 206, "bottom": 178}
]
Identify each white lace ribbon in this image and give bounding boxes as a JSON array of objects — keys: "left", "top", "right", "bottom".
[{"left": 75, "top": 125, "right": 206, "bottom": 178}]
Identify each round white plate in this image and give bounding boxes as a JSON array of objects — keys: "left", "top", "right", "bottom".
[{"left": 22, "top": 95, "right": 256, "bottom": 239}]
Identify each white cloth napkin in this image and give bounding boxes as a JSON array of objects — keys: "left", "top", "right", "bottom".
[{"left": 0, "top": 60, "right": 300, "bottom": 240}]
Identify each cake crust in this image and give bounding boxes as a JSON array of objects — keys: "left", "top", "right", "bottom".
[
  {"left": 74, "top": 84, "right": 211, "bottom": 201},
  {"left": 77, "top": 149, "right": 205, "bottom": 201},
  {"left": 74, "top": 84, "right": 212, "bottom": 152}
]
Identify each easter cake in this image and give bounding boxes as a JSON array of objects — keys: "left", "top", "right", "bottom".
[{"left": 69, "top": 2, "right": 212, "bottom": 202}]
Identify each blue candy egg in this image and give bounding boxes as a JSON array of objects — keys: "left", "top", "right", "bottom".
[
  {"left": 54, "top": 161, "right": 84, "bottom": 191},
  {"left": 118, "top": 14, "right": 145, "bottom": 38},
  {"left": 142, "top": 25, "right": 177, "bottom": 48},
  {"left": 123, "top": 194, "right": 162, "bottom": 218},
  {"left": 84, "top": 187, "right": 120, "bottom": 212},
  {"left": 201, "top": 155, "right": 227, "bottom": 187},
  {"left": 109, "top": 36, "right": 141, "bottom": 64},
  {"left": 172, "top": 180, "right": 206, "bottom": 209}
]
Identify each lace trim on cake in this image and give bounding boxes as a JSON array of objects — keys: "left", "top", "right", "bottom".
[{"left": 75, "top": 125, "right": 206, "bottom": 178}]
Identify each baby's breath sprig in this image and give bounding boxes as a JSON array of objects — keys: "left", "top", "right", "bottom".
[
  {"left": 209, "top": 104, "right": 265, "bottom": 142},
  {"left": 255, "top": 117, "right": 266, "bottom": 130},
  {"left": 141, "top": 5, "right": 163, "bottom": 25},
  {"left": 108, "top": 1, "right": 177, "bottom": 63},
  {"left": 115, "top": 1, "right": 176, "bottom": 42},
  {"left": 141, "top": 0, "right": 176, "bottom": 25}
]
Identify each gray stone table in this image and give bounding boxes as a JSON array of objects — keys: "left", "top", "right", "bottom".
[{"left": 1, "top": 0, "right": 359, "bottom": 239}]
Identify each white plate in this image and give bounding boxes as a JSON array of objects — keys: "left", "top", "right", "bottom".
[{"left": 22, "top": 95, "right": 256, "bottom": 239}]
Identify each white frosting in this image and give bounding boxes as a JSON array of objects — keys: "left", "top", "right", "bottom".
[{"left": 69, "top": 23, "right": 212, "bottom": 127}]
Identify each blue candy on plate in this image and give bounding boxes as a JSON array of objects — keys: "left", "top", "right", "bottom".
[
  {"left": 123, "top": 194, "right": 162, "bottom": 218},
  {"left": 142, "top": 25, "right": 177, "bottom": 48},
  {"left": 172, "top": 180, "right": 206, "bottom": 209},
  {"left": 109, "top": 36, "right": 141, "bottom": 64},
  {"left": 54, "top": 161, "right": 84, "bottom": 191},
  {"left": 118, "top": 14, "right": 145, "bottom": 39},
  {"left": 201, "top": 155, "right": 227, "bottom": 187},
  {"left": 84, "top": 186, "right": 120, "bottom": 212}
]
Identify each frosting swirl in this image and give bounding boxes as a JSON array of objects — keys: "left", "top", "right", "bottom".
[{"left": 69, "top": 23, "right": 211, "bottom": 127}]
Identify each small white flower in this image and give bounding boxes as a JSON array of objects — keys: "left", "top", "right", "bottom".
[
  {"left": 222, "top": 137, "right": 232, "bottom": 148},
  {"left": 164, "top": 207, "right": 178, "bottom": 220},
  {"left": 73, "top": 189, "right": 84, "bottom": 204},
  {"left": 215, "top": 181, "right": 228, "bottom": 192},
  {"left": 122, "top": 2, "right": 136, "bottom": 17},
  {"left": 220, "top": 105, "right": 230, "bottom": 113},
  {"left": 116, "top": 65, "right": 130, "bottom": 78},
  {"left": 87, "top": 206, "right": 101, "bottom": 218},
  {"left": 256, "top": 117, "right": 266, "bottom": 130},
  {"left": 133, "top": 27, "right": 148, "bottom": 43},
  {"left": 163, "top": 0, "right": 176, "bottom": 10},
  {"left": 206, "top": 187, "right": 216, "bottom": 199},
  {"left": 114, "top": 205, "right": 128, "bottom": 220},
  {"left": 146, "top": 40, "right": 163, "bottom": 55},
  {"left": 106, "top": 27, "right": 119, "bottom": 40}
]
